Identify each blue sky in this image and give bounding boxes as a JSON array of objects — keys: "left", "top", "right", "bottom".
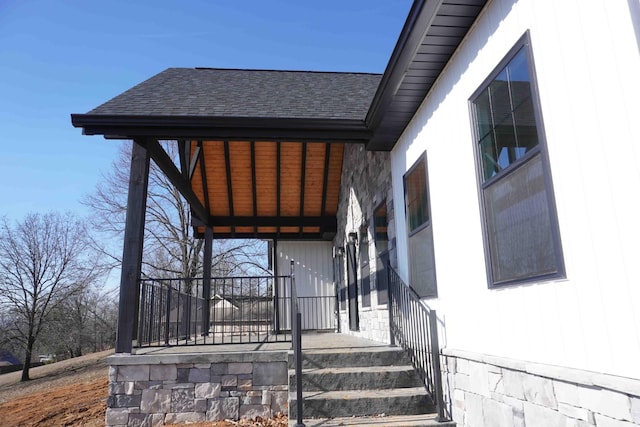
[{"left": 0, "top": 0, "right": 411, "bottom": 221}]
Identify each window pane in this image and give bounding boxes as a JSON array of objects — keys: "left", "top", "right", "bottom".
[
  {"left": 479, "top": 132, "right": 499, "bottom": 180},
  {"left": 376, "top": 251, "right": 389, "bottom": 305},
  {"left": 409, "top": 225, "right": 437, "bottom": 297},
  {"left": 506, "top": 48, "right": 530, "bottom": 83},
  {"left": 483, "top": 153, "right": 559, "bottom": 283},
  {"left": 475, "top": 89, "right": 493, "bottom": 139},
  {"left": 489, "top": 70, "right": 511, "bottom": 125},
  {"left": 405, "top": 160, "right": 429, "bottom": 232},
  {"left": 360, "top": 241, "right": 371, "bottom": 308},
  {"left": 494, "top": 114, "right": 518, "bottom": 170},
  {"left": 513, "top": 102, "right": 539, "bottom": 154}
]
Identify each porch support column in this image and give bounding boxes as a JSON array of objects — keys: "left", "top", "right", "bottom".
[
  {"left": 116, "top": 140, "right": 150, "bottom": 353},
  {"left": 201, "top": 225, "right": 212, "bottom": 336}
]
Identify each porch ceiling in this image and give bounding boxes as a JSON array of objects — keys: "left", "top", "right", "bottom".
[{"left": 187, "top": 139, "right": 344, "bottom": 240}]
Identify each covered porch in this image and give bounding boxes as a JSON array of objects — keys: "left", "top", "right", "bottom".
[
  {"left": 72, "top": 68, "right": 380, "bottom": 355},
  {"left": 71, "top": 69, "right": 386, "bottom": 425}
]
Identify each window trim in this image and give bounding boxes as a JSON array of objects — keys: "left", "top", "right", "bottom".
[
  {"left": 403, "top": 152, "right": 438, "bottom": 298},
  {"left": 469, "top": 31, "right": 565, "bottom": 288}
]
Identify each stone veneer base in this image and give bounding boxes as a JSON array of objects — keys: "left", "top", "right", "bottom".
[
  {"left": 106, "top": 350, "right": 289, "bottom": 427},
  {"left": 442, "top": 348, "right": 640, "bottom": 427}
]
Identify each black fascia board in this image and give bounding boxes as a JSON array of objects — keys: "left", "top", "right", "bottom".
[
  {"left": 366, "top": 0, "right": 489, "bottom": 152},
  {"left": 70, "top": 114, "right": 372, "bottom": 142},
  {"left": 365, "top": 0, "right": 443, "bottom": 150}
]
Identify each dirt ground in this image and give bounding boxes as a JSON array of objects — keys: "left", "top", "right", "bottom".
[{"left": 0, "top": 350, "right": 287, "bottom": 426}]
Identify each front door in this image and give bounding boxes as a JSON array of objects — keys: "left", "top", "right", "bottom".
[{"left": 346, "top": 240, "right": 359, "bottom": 331}]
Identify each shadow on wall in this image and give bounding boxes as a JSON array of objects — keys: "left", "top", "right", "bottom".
[{"left": 628, "top": 0, "right": 640, "bottom": 56}]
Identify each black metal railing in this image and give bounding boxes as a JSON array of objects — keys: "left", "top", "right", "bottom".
[
  {"left": 136, "top": 275, "right": 293, "bottom": 347},
  {"left": 289, "top": 260, "right": 305, "bottom": 427},
  {"left": 387, "top": 266, "right": 446, "bottom": 421}
]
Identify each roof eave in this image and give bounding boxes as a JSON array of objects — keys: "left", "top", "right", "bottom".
[
  {"left": 71, "top": 114, "right": 372, "bottom": 142},
  {"left": 365, "top": 0, "right": 440, "bottom": 150},
  {"left": 365, "top": 0, "right": 488, "bottom": 151}
]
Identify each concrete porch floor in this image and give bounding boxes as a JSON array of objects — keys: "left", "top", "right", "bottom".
[{"left": 132, "top": 332, "right": 388, "bottom": 356}]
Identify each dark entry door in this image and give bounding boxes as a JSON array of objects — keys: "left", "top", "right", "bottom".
[{"left": 346, "top": 240, "right": 359, "bottom": 331}]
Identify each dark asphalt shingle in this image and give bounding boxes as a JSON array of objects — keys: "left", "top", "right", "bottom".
[{"left": 87, "top": 68, "right": 382, "bottom": 121}]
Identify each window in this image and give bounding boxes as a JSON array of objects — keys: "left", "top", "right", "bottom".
[
  {"left": 360, "top": 234, "right": 371, "bottom": 308},
  {"left": 404, "top": 154, "right": 437, "bottom": 297},
  {"left": 470, "top": 32, "right": 564, "bottom": 287},
  {"left": 374, "top": 202, "right": 389, "bottom": 305}
]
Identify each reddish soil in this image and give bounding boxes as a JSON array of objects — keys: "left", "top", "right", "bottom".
[{"left": 0, "top": 350, "right": 287, "bottom": 426}]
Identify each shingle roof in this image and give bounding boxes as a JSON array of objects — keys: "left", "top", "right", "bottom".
[{"left": 87, "top": 68, "right": 382, "bottom": 121}]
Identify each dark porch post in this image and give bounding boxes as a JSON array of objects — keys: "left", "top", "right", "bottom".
[
  {"left": 115, "top": 140, "right": 150, "bottom": 353},
  {"left": 201, "top": 225, "right": 212, "bottom": 336}
]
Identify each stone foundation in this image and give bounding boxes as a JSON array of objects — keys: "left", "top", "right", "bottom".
[
  {"left": 442, "top": 349, "right": 640, "bottom": 427},
  {"left": 106, "top": 351, "right": 288, "bottom": 427},
  {"left": 338, "top": 306, "right": 391, "bottom": 344}
]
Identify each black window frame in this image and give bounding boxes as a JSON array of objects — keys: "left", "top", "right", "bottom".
[
  {"left": 403, "top": 153, "right": 438, "bottom": 298},
  {"left": 469, "top": 31, "right": 565, "bottom": 288}
]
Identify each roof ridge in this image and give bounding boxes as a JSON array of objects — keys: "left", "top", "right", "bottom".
[{"left": 187, "top": 67, "right": 382, "bottom": 76}]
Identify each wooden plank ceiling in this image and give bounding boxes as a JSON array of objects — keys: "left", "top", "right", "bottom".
[{"left": 189, "top": 140, "right": 343, "bottom": 240}]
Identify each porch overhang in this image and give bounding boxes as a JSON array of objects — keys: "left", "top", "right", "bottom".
[
  {"left": 72, "top": 68, "right": 383, "bottom": 241},
  {"left": 71, "top": 1, "right": 490, "bottom": 240},
  {"left": 70, "top": 114, "right": 372, "bottom": 143}
]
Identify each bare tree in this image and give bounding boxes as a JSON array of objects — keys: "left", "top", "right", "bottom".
[
  {"left": 84, "top": 141, "right": 268, "bottom": 289},
  {"left": 0, "top": 212, "right": 104, "bottom": 381},
  {"left": 42, "top": 285, "right": 117, "bottom": 358}
]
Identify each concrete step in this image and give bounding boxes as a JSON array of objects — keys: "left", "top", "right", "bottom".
[
  {"left": 289, "top": 346, "right": 410, "bottom": 369},
  {"left": 289, "top": 365, "right": 424, "bottom": 391},
  {"left": 294, "top": 413, "right": 456, "bottom": 426},
  {"left": 289, "top": 387, "right": 435, "bottom": 419}
]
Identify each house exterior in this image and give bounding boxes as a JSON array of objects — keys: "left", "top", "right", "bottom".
[
  {"left": 72, "top": 0, "right": 640, "bottom": 425},
  {"left": 333, "top": 0, "right": 640, "bottom": 426}
]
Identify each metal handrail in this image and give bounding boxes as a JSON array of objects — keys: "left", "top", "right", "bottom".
[
  {"left": 136, "top": 275, "right": 293, "bottom": 347},
  {"left": 387, "top": 265, "right": 446, "bottom": 421},
  {"left": 289, "top": 260, "right": 305, "bottom": 427}
]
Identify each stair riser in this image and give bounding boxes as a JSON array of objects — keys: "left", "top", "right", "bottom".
[
  {"left": 289, "top": 350, "right": 410, "bottom": 369},
  {"left": 289, "top": 395, "right": 435, "bottom": 418},
  {"left": 290, "top": 369, "right": 423, "bottom": 391}
]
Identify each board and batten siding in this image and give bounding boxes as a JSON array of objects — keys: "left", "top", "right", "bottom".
[
  {"left": 276, "top": 241, "right": 335, "bottom": 330},
  {"left": 390, "top": 0, "right": 640, "bottom": 379}
]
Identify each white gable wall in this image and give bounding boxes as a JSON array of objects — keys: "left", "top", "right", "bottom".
[{"left": 391, "top": 0, "right": 640, "bottom": 379}]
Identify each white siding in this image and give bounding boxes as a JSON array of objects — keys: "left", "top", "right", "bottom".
[
  {"left": 391, "top": 0, "right": 640, "bottom": 379},
  {"left": 276, "top": 241, "right": 334, "bottom": 297}
]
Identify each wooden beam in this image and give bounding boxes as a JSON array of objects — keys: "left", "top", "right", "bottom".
[
  {"left": 223, "top": 140, "right": 235, "bottom": 236},
  {"left": 197, "top": 141, "right": 210, "bottom": 214},
  {"left": 250, "top": 141, "right": 258, "bottom": 235},
  {"left": 299, "top": 142, "right": 307, "bottom": 237},
  {"left": 178, "top": 139, "right": 189, "bottom": 178},
  {"left": 320, "top": 143, "right": 331, "bottom": 235},
  {"left": 212, "top": 215, "right": 336, "bottom": 228},
  {"left": 196, "top": 231, "right": 334, "bottom": 240},
  {"left": 189, "top": 145, "right": 201, "bottom": 180},
  {"left": 141, "top": 138, "right": 210, "bottom": 224},
  {"left": 116, "top": 139, "right": 150, "bottom": 353},
  {"left": 276, "top": 141, "right": 281, "bottom": 239}
]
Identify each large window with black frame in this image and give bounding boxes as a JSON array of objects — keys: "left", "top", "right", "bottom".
[
  {"left": 404, "top": 153, "right": 437, "bottom": 298},
  {"left": 470, "top": 31, "right": 564, "bottom": 287}
]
